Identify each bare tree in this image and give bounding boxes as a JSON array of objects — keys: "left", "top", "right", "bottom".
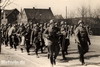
[
  {"left": 1, "top": 0, "right": 14, "bottom": 11},
  {"left": 77, "top": 5, "right": 88, "bottom": 20},
  {"left": 93, "top": 8, "right": 100, "bottom": 18},
  {"left": 87, "top": 5, "right": 93, "bottom": 18}
]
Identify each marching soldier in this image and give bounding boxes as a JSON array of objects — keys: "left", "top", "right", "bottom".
[
  {"left": 2, "top": 25, "right": 7, "bottom": 45},
  {"left": 25, "top": 24, "right": 32, "bottom": 55},
  {"left": 30, "top": 24, "right": 41, "bottom": 57},
  {"left": 75, "top": 20, "right": 91, "bottom": 65},
  {"left": 39, "top": 24, "right": 45, "bottom": 53},
  {"left": 65, "top": 25, "right": 70, "bottom": 54},
  {"left": 8, "top": 24, "right": 15, "bottom": 49},
  {"left": 5, "top": 24, "right": 9, "bottom": 47},
  {"left": 13, "top": 24, "right": 19, "bottom": 51},
  {"left": 18, "top": 24, "right": 26, "bottom": 53},
  {"left": 43, "top": 20, "right": 60, "bottom": 66},
  {"left": 0, "top": 25, "right": 2, "bottom": 53},
  {"left": 60, "top": 25, "right": 66, "bottom": 60},
  {"left": 60, "top": 24, "right": 70, "bottom": 60}
]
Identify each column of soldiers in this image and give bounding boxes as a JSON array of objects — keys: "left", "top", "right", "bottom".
[{"left": 0, "top": 19, "right": 91, "bottom": 66}]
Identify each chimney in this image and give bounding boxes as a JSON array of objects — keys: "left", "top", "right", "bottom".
[
  {"left": 33, "top": 7, "right": 35, "bottom": 9},
  {"left": 49, "top": 7, "right": 51, "bottom": 10}
]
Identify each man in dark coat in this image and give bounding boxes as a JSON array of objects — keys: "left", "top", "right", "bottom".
[
  {"left": 75, "top": 20, "right": 91, "bottom": 65},
  {"left": 8, "top": 24, "right": 15, "bottom": 49},
  {"left": 13, "top": 24, "right": 19, "bottom": 51},
  {"left": 39, "top": 24, "right": 45, "bottom": 53},
  {"left": 5, "top": 25, "right": 9, "bottom": 47},
  {"left": 0, "top": 26, "right": 2, "bottom": 53},
  {"left": 43, "top": 20, "right": 60, "bottom": 66},
  {"left": 30, "top": 24, "right": 41, "bottom": 57},
  {"left": 25, "top": 25, "right": 32, "bottom": 55},
  {"left": 17, "top": 24, "right": 26, "bottom": 53},
  {"left": 60, "top": 24, "right": 70, "bottom": 60}
]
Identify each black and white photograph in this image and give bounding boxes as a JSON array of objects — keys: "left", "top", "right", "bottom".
[{"left": 0, "top": 0, "right": 100, "bottom": 67}]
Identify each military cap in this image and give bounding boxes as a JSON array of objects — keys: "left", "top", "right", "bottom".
[
  {"left": 61, "top": 21, "right": 64, "bottom": 25},
  {"left": 78, "top": 20, "right": 84, "bottom": 24},
  {"left": 49, "top": 19, "right": 54, "bottom": 24}
]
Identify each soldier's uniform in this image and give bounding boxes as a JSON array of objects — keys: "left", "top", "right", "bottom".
[
  {"left": 8, "top": 25, "right": 15, "bottom": 49},
  {"left": 25, "top": 26, "right": 32, "bottom": 55},
  {"left": 18, "top": 25, "right": 26, "bottom": 53},
  {"left": 30, "top": 24, "right": 41, "bottom": 57},
  {"left": 0, "top": 27, "right": 2, "bottom": 53},
  {"left": 75, "top": 20, "right": 91, "bottom": 65},
  {"left": 5, "top": 26, "right": 9, "bottom": 46},
  {"left": 39, "top": 24, "right": 45, "bottom": 53},
  {"left": 13, "top": 25, "right": 19, "bottom": 51},
  {"left": 43, "top": 20, "right": 60, "bottom": 65},
  {"left": 60, "top": 26, "right": 70, "bottom": 60},
  {"left": 2, "top": 26, "right": 7, "bottom": 45}
]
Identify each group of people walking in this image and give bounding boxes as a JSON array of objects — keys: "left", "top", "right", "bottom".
[{"left": 0, "top": 19, "right": 91, "bottom": 66}]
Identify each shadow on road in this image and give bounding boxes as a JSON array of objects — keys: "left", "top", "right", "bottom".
[
  {"left": 86, "top": 62, "right": 100, "bottom": 66},
  {"left": 57, "top": 54, "right": 100, "bottom": 64},
  {"left": 56, "top": 62, "right": 100, "bottom": 67},
  {"left": 68, "top": 62, "right": 100, "bottom": 67},
  {"left": 85, "top": 54, "right": 100, "bottom": 59},
  {"left": 56, "top": 64, "right": 83, "bottom": 67}
]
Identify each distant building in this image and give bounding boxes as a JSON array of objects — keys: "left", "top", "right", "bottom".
[
  {"left": 1, "top": 9, "right": 12, "bottom": 25},
  {"left": 55, "top": 15, "right": 64, "bottom": 19},
  {"left": 1, "top": 9, "right": 19, "bottom": 25},
  {"left": 18, "top": 7, "right": 54, "bottom": 25}
]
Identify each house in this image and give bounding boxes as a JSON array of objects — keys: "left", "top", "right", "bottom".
[
  {"left": 55, "top": 15, "right": 64, "bottom": 19},
  {"left": 1, "top": 9, "right": 19, "bottom": 25},
  {"left": 19, "top": 7, "right": 54, "bottom": 25},
  {"left": 1, "top": 9, "right": 13, "bottom": 25}
]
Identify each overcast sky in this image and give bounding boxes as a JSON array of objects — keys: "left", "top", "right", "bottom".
[{"left": 1, "top": 0, "right": 100, "bottom": 18}]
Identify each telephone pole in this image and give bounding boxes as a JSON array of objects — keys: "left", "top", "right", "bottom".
[{"left": 66, "top": 6, "right": 67, "bottom": 19}]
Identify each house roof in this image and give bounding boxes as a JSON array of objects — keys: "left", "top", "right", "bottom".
[
  {"left": 0, "top": 9, "right": 13, "bottom": 19},
  {"left": 24, "top": 8, "right": 35, "bottom": 20},
  {"left": 34, "top": 8, "right": 54, "bottom": 19},
  {"left": 6, "top": 9, "right": 19, "bottom": 18},
  {"left": 4, "top": 9, "right": 13, "bottom": 17},
  {"left": 1, "top": 9, "right": 19, "bottom": 18},
  {"left": 24, "top": 8, "right": 54, "bottom": 20},
  {"left": 55, "top": 15, "right": 64, "bottom": 19}
]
